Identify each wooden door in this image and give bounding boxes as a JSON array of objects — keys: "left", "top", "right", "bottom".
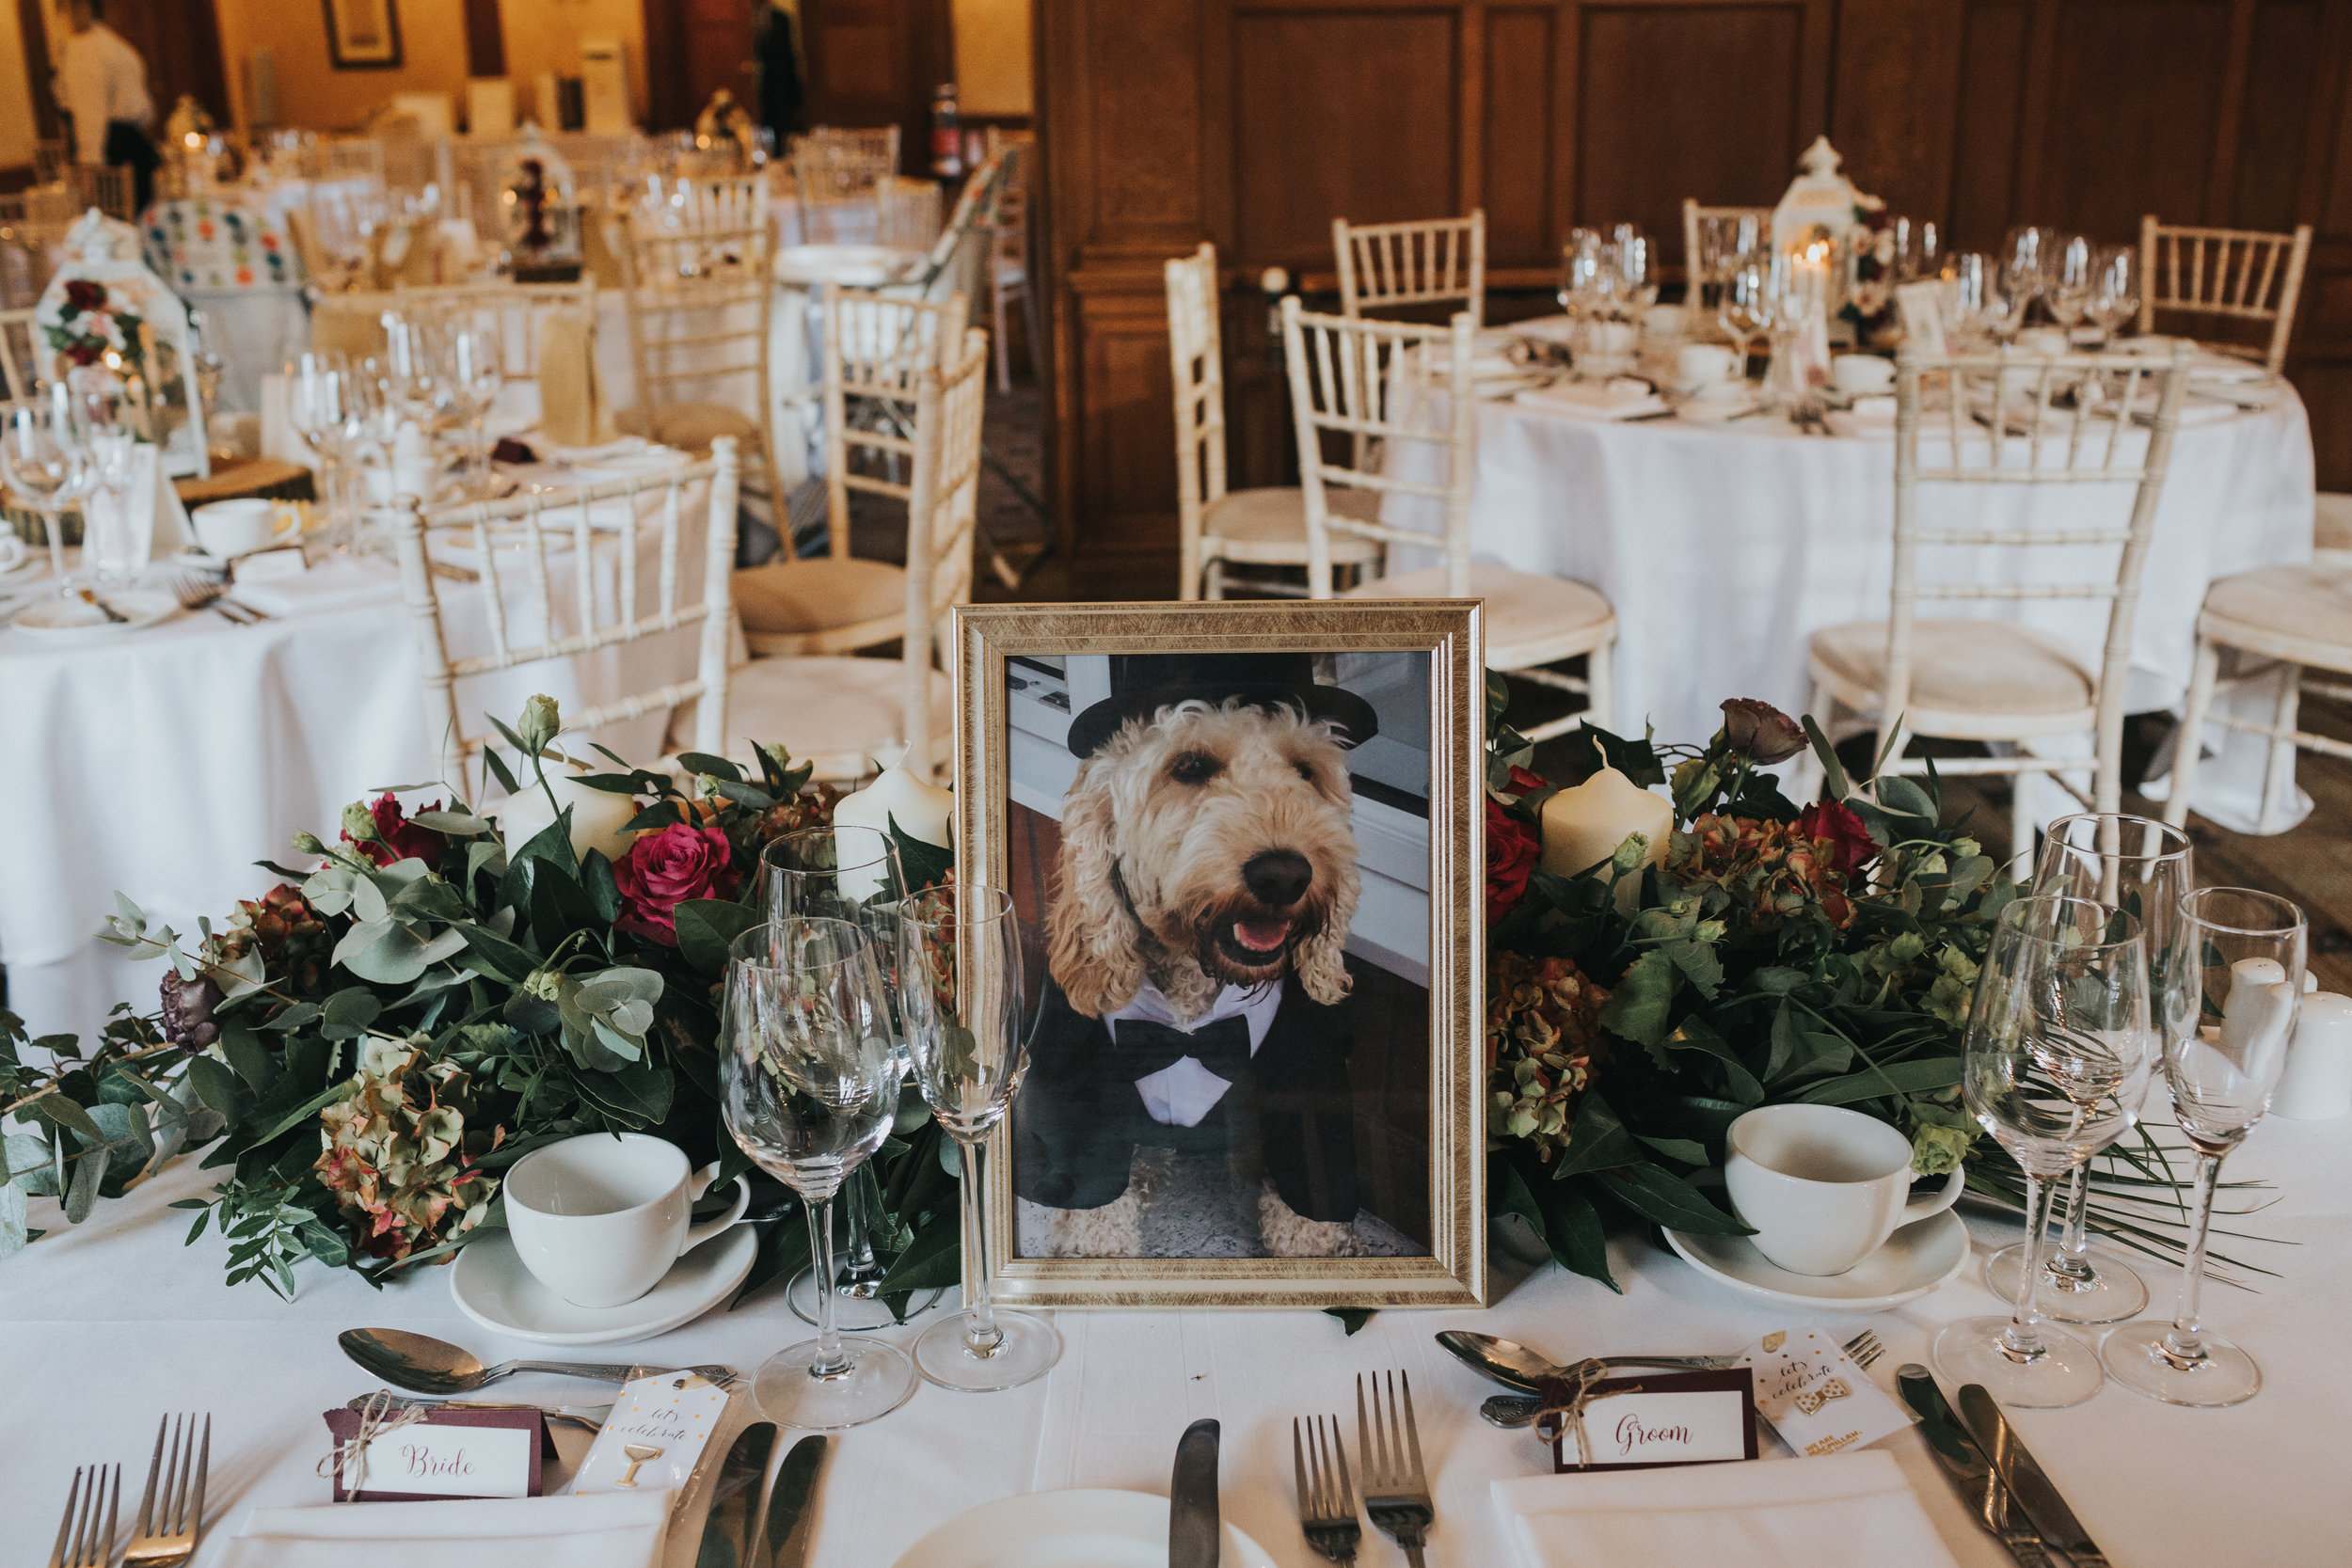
[
  {"left": 799, "top": 0, "right": 953, "bottom": 172},
  {"left": 99, "top": 0, "right": 232, "bottom": 131},
  {"left": 682, "top": 0, "right": 760, "bottom": 122}
]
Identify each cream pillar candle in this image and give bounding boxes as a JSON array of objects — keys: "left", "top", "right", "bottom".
[
  {"left": 831, "top": 765, "right": 955, "bottom": 900},
  {"left": 501, "top": 765, "right": 641, "bottom": 865},
  {"left": 1538, "top": 767, "right": 1674, "bottom": 898}
]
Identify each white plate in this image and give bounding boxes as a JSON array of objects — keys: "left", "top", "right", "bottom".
[
  {"left": 10, "top": 589, "right": 180, "bottom": 637},
  {"left": 449, "top": 1225, "right": 757, "bottom": 1346},
  {"left": 889, "top": 1490, "right": 1279, "bottom": 1568},
  {"left": 1664, "top": 1207, "right": 1970, "bottom": 1313}
]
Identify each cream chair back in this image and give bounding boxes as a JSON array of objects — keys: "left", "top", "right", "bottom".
[
  {"left": 820, "top": 281, "right": 969, "bottom": 559},
  {"left": 1332, "top": 211, "right": 1485, "bottom": 325},
  {"left": 0, "top": 306, "right": 37, "bottom": 402},
  {"left": 1167, "top": 242, "right": 1230, "bottom": 600},
  {"left": 384, "top": 279, "right": 598, "bottom": 379},
  {"left": 1886, "top": 344, "right": 2194, "bottom": 810},
  {"left": 898, "top": 326, "right": 990, "bottom": 777},
  {"left": 1279, "top": 297, "right": 1476, "bottom": 598},
  {"left": 383, "top": 438, "right": 742, "bottom": 800},
  {"left": 2137, "top": 218, "right": 2312, "bottom": 373}
]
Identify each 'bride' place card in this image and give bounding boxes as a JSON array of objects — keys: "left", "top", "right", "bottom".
[
  {"left": 1540, "top": 1368, "right": 1759, "bottom": 1473},
  {"left": 322, "top": 1407, "right": 546, "bottom": 1501}
]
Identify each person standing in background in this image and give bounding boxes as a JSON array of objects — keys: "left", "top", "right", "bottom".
[
  {"left": 58, "top": 0, "right": 159, "bottom": 214},
  {"left": 755, "top": 0, "right": 804, "bottom": 150}
]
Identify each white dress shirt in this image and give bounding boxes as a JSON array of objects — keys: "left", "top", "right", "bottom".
[
  {"left": 1106, "top": 979, "right": 1282, "bottom": 1129},
  {"left": 60, "top": 24, "right": 152, "bottom": 164}
]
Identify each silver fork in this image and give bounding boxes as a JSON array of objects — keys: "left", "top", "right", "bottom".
[
  {"left": 1292, "top": 1412, "right": 1361, "bottom": 1563},
  {"left": 167, "top": 572, "right": 260, "bottom": 624},
  {"left": 1480, "top": 1328, "right": 1884, "bottom": 1428},
  {"left": 1358, "top": 1370, "right": 1434, "bottom": 1568},
  {"left": 48, "top": 1463, "right": 118, "bottom": 1568},
  {"left": 126, "top": 1413, "right": 209, "bottom": 1568}
]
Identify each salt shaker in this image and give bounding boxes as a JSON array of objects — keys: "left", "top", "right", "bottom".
[{"left": 2272, "top": 991, "right": 2352, "bottom": 1120}]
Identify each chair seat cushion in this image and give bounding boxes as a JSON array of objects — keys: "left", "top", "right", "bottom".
[
  {"left": 733, "top": 556, "right": 907, "bottom": 644},
  {"left": 615, "top": 402, "right": 761, "bottom": 453},
  {"left": 1808, "top": 618, "right": 2095, "bottom": 737},
  {"left": 1346, "top": 563, "right": 1614, "bottom": 666},
  {"left": 2198, "top": 564, "right": 2352, "bottom": 669},
  {"left": 1200, "top": 487, "right": 1382, "bottom": 564},
  {"left": 706, "top": 656, "right": 953, "bottom": 781}
]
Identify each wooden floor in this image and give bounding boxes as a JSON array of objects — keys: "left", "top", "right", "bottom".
[{"left": 868, "top": 369, "right": 2352, "bottom": 995}]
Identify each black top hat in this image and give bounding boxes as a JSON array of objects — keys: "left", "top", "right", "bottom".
[{"left": 1064, "top": 651, "right": 1379, "bottom": 758}]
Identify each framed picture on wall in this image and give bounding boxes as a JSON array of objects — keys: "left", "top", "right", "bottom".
[
  {"left": 323, "top": 0, "right": 403, "bottom": 70},
  {"left": 952, "top": 599, "right": 1486, "bottom": 1307}
]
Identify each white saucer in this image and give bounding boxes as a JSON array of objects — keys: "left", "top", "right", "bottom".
[
  {"left": 449, "top": 1225, "right": 757, "bottom": 1346},
  {"left": 889, "top": 1490, "right": 1278, "bottom": 1568},
  {"left": 1664, "top": 1208, "right": 1970, "bottom": 1313},
  {"left": 11, "top": 589, "right": 180, "bottom": 637}
]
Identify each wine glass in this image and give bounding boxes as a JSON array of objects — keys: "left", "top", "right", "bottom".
[
  {"left": 2086, "top": 245, "right": 2140, "bottom": 346},
  {"left": 0, "top": 388, "right": 90, "bottom": 592},
  {"left": 1932, "top": 895, "right": 2156, "bottom": 1407},
  {"left": 1612, "top": 225, "right": 1657, "bottom": 309},
  {"left": 285, "top": 350, "right": 357, "bottom": 551},
  {"left": 1948, "top": 253, "right": 2024, "bottom": 349},
  {"left": 885, "top": 882, "right": 1062, "bottom": 1392},
  {"left": 1892, "top": 215, "right": 1943, "bottom": 282},
  {"left": 437, "top": 320, "right": 504, "bottom": 495},
  {"left": 758, "top": 826, "right": 942, "bottom": 1334},
  {"left": 1983, "top": 814, "right": 2193, "bottom": 1323},
  {"left": 1694, "top": 212, "right": 1762, "bottom": 312},
  {"left": 1718, "top": 255, "right": 1781, "bottom": 379},
  {"left": 1558, "top": 227, "right": 1605, "bottom": 316},
  {"left": 2103, "top": 888, "right": 2305, "bottom": 1407},
  {"left": 720, "top": 918, "right": 920, "bottom": 1429},
  {"left": 2044, "top": 236, "right": 2095, "bottom": 339}
]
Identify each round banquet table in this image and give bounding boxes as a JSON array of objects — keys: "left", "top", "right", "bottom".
[
  {"left": 0, "top": 1109, "right": 2341, "bottom": 1566},
  {"left": 1387, "top": 387, "right": 2315, "bottom": 831},
  {"left": 0, "top": 469, "right": 716, "bottom": 1045}
]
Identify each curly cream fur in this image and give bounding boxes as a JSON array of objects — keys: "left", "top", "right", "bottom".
[{"left": 1045, "top": 700, "right": 1360, "bottom": 1022}]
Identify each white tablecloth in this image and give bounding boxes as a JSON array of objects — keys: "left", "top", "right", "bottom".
[
  {"left": 0, "top": 1110, "right": 2342, "bottom": 1567},
  {"left": 0, "top": 478, "right": 710, "bottom": 1041},
  {"left": 1388, "top": 390, "right": 2315, "bottom": 826}
]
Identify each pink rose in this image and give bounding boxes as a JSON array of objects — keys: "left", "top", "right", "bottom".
[{"left": 612, "top": 824, "right": 741, "bottom": 943}]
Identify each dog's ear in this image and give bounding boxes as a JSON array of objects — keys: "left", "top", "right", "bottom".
[
  {"left": 1046, "top": 759, "right": 1146, "bottom": 1017},
  {"left": 1293, "top": 854, "right": 1359, "bottom": 1006}
]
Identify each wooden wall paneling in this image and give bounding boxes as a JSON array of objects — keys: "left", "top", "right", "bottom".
[
  {"left": 2238, "top": 0, "right": 2330, "bottom": 230},
  {"left": 1828, "top": 0, "right": 1965, "bottom": 228},
  {"left": 1947, "top": 0, "right": 2034, "bottom": 248},
  {"left": 1483, "top": 6, "right": 1557, "bottom": 266},
  {"left": 2032, "top": 0, "right": 2239, "bottom": 238},
  {"left": 1072, "top": 278, "right": 1184, "bottom": 559},
  {"left": 14, "top": 0, "right": 58, "bottom": 141}
]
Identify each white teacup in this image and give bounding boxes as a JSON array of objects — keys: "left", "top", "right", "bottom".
[
  {"left": 0, "top": 530, "right": 25, "bottom": 571},
  {"left": 504, "top": 1133, "right": 751, "bottom": 1307},
  {"left": 1830, "top": 354, "right": 1896, "bottom": 397},
  {"left": 1724, "top": 1103, "right": 1963, "bottom": 1276},
  {"left": 191, "top": 498, "right": 301, "bottom": 559},
  {"left": 1641, "top": 303, "right": 1688, "bottom": 341},
  {"left": 1676, "top": 342, "right": 1740, "bottom": 392}
]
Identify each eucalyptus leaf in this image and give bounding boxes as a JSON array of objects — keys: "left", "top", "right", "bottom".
[{"left": 63, "top": 1143, "right": 109, "bottom": 1223}]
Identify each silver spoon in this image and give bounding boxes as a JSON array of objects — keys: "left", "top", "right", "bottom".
[
  {"left": 339, "top": 1328, "right": 736, "bottom": 1396},
  {"left": 1435, "top": 1330, "right": 1728, "bottom": 1394}
]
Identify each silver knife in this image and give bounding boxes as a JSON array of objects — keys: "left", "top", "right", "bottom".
[
  {"left": 695, "top": 1420, "right": 775, "bottom": 1568},
  {"left": 1957, "top": 1385, "right": 2111, "bottom": 1568},
  {"left": 1896, "top": 1366, "right": 2053, "bottom": 1568},
  {"left": 765, "top": 1434, "right": 829, "bottom": 1568},
  {"left": 1169, "top": 1418, "right": 1221, "bottom": 1568}
]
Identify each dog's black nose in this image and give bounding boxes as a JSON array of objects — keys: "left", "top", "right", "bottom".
[{"left": 1242, "top": 849, "right": 1312, "bottom": 909}]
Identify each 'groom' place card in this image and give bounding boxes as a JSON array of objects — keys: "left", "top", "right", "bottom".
[
  {"left": 322, "top": 1407, "right": 546, "bottom": 1501},
  {"left": 1542, "top": 1368, "right": 1759, "bottom": 1473}
]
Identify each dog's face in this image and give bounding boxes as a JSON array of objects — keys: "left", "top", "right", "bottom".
[{"left": 1047, "top": 700, "right": 1361, "bottom": 1021}]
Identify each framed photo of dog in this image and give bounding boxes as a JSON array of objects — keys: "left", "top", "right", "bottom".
[{"left": 952, "top": 599, "right": 1485, "bottom": 1307}]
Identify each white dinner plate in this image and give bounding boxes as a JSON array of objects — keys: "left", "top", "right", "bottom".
[
  {"left": 10, "top": 588, "right": 180, "bottom": 637},
  {"left": 889, "top": 1490, "right": 1279, "bottom": 1568},
  {"left": 449, "top": 1225, "right": 757, "bottom": 1345},
  {"left": 1663, "top": 1207, "right": 1970, "bottom": 1314}
]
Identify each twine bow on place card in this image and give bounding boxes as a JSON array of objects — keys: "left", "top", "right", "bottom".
[
  {"left": 318, "top": 1391, "right": 426, "bottom": 1498},
  {"left": 1793, "top": 1378, "right": 1851, "bottom": 1418},
  {"left": 1533, "top": 1363, "right": 1645, "bottom": 1471}
]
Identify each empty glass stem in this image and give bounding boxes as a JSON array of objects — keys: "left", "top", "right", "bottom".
[
  {"left": 957, "top": 1133, "right": 1004, "bottom": 1356},
  {"left": 2161, "top": 1148, "right": 2226, "bottom": 1367},
  {"left": 2001, "top": 1170, "right": 2063, "bottom": 1360},
  {"left": 803, "top": 1195, "right": 852, "bottom": 1379},
  {"left": 2047, "top": 1165, "right": 2096, "bottom": 1285},
  {"left": 835, "top": 1164, "right": 887, "bottom": 1295}
]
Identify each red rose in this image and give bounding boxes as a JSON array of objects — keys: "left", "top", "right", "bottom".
[
  {"left": 613, "top": 824, "right": 741, "bottom": 944},
  {"left": 1503, "top": 765, "right": 1549, "bottom": 798},
  {"left": 1797, "top": 800, "right": 1875, "bottom": 876},
  {"left": 1486, "top": 800, "right": 1541, "bottom": 926},
  {"left": 343, "top": 792, "right": 446, "bottom": 867},
  {"left": 63, "top": 279, "right": 105, "bottom": 313}
]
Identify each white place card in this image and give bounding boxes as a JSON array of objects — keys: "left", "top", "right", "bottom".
[
  {"left": 322, "top": 1405, "right": 545, "bottom": 1501},
  {"left": 568, "top": 1371, "right": 731, "bottom": 1504},
  {"left": 1736, "top": 1328, "right": 1914, "bottom": 1458},
  {"left": 1543, "top": 1368, "right": 1758, "bottom": 1473}
]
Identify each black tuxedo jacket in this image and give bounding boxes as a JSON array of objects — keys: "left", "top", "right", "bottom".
[{"left": 1011, "top": 974, "right": 1359, "bottom": 1226}]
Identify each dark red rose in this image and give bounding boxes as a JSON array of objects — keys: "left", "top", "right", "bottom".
[
  {"left": 342, "top": 792, "right": 447, "bottom": 867},
  {"left": 62, "top": 279, "right": 105, "bottom": 313},
  {"left": 613, "top": 824, "right": 741, "bottom": 943},
  {"left": 1719, "top": 699, "right": 1808, "bottom": 766},
  {"left": 1504, "top": 765, "right": 1549, "bottom": 798},
  {"left": 63, "top": 342, "right": 103, "bottom": 366},
  {"left": 1798, "top": 800, "right": 1876, "bottom": 876},
  {"left": 1486, "top": 799, "right": 1541, "bottom": 926}
]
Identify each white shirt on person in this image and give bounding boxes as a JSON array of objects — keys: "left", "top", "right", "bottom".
[
  {"left": 1106, "top": 979, "right": 1282, "bottom": 1129},
  {"left": 60, "top": 24, "right": 152, "bottom": 164}
]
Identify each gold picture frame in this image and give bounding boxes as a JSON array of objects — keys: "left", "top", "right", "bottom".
[
  {"left": 952, "top": 599, "right": 1486, "bottom": 1307},
  {"left": 323, "top": 0, "right": 404, "bottom": 70}
]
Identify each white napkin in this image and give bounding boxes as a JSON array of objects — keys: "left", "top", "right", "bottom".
[
  {"left": 1827, "top": 395, "right": 1898, "bottom": 439},
  {"left": 219, "top": 1490, "right": 673, "bottom": 1568},
  {"left": 230, "top": 556, "right": 401, "bottom": 617},
  {"left": 1516, "top": 377, "right": 1670, "bottom": 421},
  {"left": 1492, "top": 1450, "right": 1959, "bottom": 1568}
]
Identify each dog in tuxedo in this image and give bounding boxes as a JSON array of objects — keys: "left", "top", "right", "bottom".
[{"left": 1013, "top": 655, "right": 1373, "bottom": 1259}]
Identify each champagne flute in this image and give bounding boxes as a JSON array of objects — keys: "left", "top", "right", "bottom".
[
  {"left": 1718, "top": 255, "right": 1780, "bottom": 379},
  {"left": 2045, "top": 236, "right": 2095, "bottom": 339},
  {"left": 887, "top": 882, "right": 1062, "bottom": 1392},
  {"left": 1984, "top": 814, "right": 2193, "bottom": 1323},
  {"left": 438, "top": 320, "right": 504, "bottom": 495},
  {"left": 1, "top": 388, "right": 90, "bottom": 593},
  {"left": 2087, "top": 245, "right": 2140, "bottom": 346},
  {"left": 2103, "top": 888, "right": 2305, "bottom": 1407},
  {"left": 1932, "top": 895, "right": 2156, "bottom": 1406},
  {"left": 285, "top": 350, "right": 356, "bottom": 551},
  {"left": 758, "top": 826, "right": 943, "bottom": 1333},
  {"left": 720, "top": 918, "right": 919, "bottom": 1429}
]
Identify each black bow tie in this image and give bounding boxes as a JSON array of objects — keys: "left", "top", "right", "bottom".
[{"left": 1109, "top": 1013, "right": 1254, "bottom": 1080}]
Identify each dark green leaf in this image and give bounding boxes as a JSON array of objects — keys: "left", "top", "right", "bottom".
[
  {"left": 218, "top": 1023, "right": 280, "bottom": 1094},
  {"left": 1661, "top": 1017, "right": 1765, "bottom": 1104},
  {"left": 580, "top": 850, "right": 623, "bottom": 925},
  {"left": 62, "top": 1142, "right": 107, "bottom": 1223},
  {"left": 1874, "top": 774, "right": 1937, "bottom": 821},
  {"left": 1551, "top": 1092, "right": 1640, "bottom": 1178},
  {"left": 888, "top": 816, "right": 955, "bottom": 892},
  {"left": 1797, "top": 1057, "right": 1964, "bottom": 1103},
  {"left": 876, "top": 1212, "right": 961, "bottom": 1294},
  {"left": 458, "top": 923, "right": 541, "bottom": 984},
  {"left": 1325, "top": 1307, "right": 1375, "bottom": 1336},
  {"left": 1600, "top": 1162, "right": 1749, "bottom": 1236},
  {"left": 185, "top": 1055, "right": 244, "bottom": 1119},
  {"left": 1801, "top": 714, "right": 1850, "bottom": 801},
  {"left": 319, "top": 988, "right": 382, "bottom": 1039},
  {"left": 675, "top": 898, "right": 764, "bottom": 976},
  {"left": 481, "top": 747, "right": 522, "bottom": 797},
  {"left": 1536, "top": 1175, "right": 1617, "bottom": 1290},
  {"left": 675, "top": 752, "right": 745, "bottom": 783},
  {"left": 1633, "top": 1134, "right": 1708, "bottom": 1165},
  {"left": 31, "top": 1095, "right": 105, "bottom": 1145},
  {"left": 241, "top": 1082, "right": 350, "bottom": 1147},
  {"left": 1598, "top": 950, "right": 1677, "bottom": 1052}
]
